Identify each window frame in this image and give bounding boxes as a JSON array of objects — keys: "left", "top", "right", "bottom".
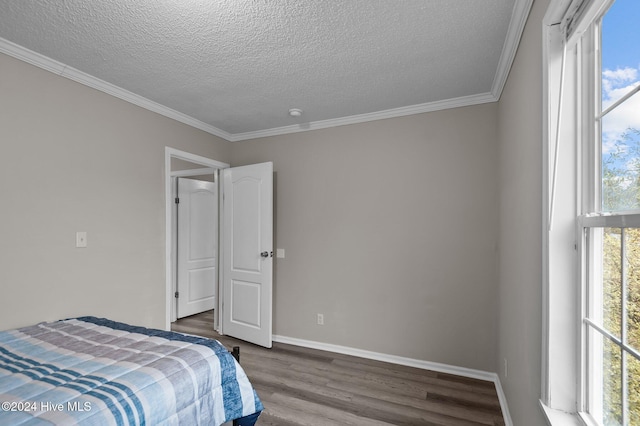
[
  {"left": 542, "top": 0, "right": 621, "bottom": 424},
  {"left": 577, "top": 0, "right": 640, "bottom": 422}
]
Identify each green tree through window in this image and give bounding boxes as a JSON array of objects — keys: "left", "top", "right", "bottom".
[{"left": 596, "top": 1, "right": 640, "bottom": 423}]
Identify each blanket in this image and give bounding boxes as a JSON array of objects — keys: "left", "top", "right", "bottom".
[{"left": 0, "top": 317, "right": 263, "bottom": 425}]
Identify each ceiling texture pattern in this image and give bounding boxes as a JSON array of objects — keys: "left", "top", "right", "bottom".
[{"left": 0, "top": 0, "right": 532, "bottom": 141}]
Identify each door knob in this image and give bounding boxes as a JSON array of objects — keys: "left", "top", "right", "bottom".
[{"left": 261, "top": 251, "right": 270, "bottom": 258}]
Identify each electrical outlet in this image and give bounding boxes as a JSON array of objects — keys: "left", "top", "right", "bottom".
[{"left": 317, "top": 313, "right": 324, "bottom": 325}]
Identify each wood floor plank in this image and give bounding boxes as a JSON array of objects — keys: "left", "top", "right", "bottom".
[
  {"left": 264, "top": 393, "right": 398, "bottom": 426},
  {"left": 172, "top": 311, "right": 505, "bottom": 426},
  {"left": 248, "top": 368, "right": 500, "bottom": 426},
  {"left": 331, "top": 359, "right": 498, "bottom": 396}
]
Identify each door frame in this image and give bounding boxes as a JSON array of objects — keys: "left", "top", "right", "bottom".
[{"left": 164, "top": 147, "right": 229, "bottom": 330}]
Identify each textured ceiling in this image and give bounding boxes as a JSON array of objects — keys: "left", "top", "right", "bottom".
[{"left": 0, "top": 0, "right": 530, "bottom": 141}]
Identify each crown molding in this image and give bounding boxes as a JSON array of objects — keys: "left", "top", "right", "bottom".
[
  {"left": 491, "top": 0, "right": 535, "bottom": 99},
  {"left": 229, "top": 92, "right": 498, "bottom": 141},
  {"left": 2, "top": 0, "right": 532, "bottom": 144},
  {"left": 0, "top": 37, "right": 233, "bottom": 141}
]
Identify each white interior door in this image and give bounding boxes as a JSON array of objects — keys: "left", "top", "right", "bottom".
[
  {"left": 177, "top": 177, "right": 218, "bottom": 318},
  {"left": 221, "top": 162, "right": 273, "bottom": 348}
]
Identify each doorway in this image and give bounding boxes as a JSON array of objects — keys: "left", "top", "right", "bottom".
[
  {"left": 164, "top": 148, "right": 274, "bottom": 348},
  {"left": 164, "top": 148, "right": 228, "bottom": 331}
]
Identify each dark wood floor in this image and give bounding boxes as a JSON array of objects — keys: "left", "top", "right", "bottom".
[{"left": 171, "top": 311, "right": 505, "bottom": 426}]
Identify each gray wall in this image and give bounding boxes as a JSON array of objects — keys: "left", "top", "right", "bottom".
[
  {"left": 0, "top": 51, "right": 231, "bottom": 330},
  {"left": 1, "top": 2, "right": 551, "bottom": 418},
  {"left": 497, "top": 0, "right": 548, "bottom": 424},
  {"left": 231, "top": 106, "right": 500, "bottom": 371}
]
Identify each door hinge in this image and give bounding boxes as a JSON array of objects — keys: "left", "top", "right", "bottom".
[
  {"left": 174, "top": 291, "right": 179, "bottom": 298},
  {"left": 175, "top": 197, "right": 180, "bottom": 204}
]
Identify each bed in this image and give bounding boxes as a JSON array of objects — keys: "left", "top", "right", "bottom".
[{"left": 0, "top": 316, "right": 263, "bottom": 425}]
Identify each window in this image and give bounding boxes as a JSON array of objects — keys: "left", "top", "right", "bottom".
[
  {"left": 583, "top": 222, "right": 640, "bottom": 425},
  {"left": 543, "top": 0, "right": 640, "bottom": 425},
  {"left": 581, "top": 1, "right": 640, "bottom": 423}
]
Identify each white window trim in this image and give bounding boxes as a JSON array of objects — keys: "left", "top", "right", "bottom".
[
  {"left": 542, "top": 0, "right": 616, "bottom": 424},
  {"left": 542, "top": 2, "right": 580, "bottom": 417}
]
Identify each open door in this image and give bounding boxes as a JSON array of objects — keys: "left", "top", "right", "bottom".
[
  {"left": 221, "top": 162, "right": 273, "bottom": 348},
  {"left": 176, "top": 177, "right": 217, "bottom": 318}
]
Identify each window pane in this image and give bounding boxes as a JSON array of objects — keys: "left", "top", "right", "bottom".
[
  {"left": 626, "top": 228, "right": 640, "bottom": 353},
  {"left": 601, "top": 104, "right": 640, "bottom": 212},
  {"left": 603, "top": 227, "right": 623, "bottom": 338},
  {"left": 600, "top": 0, "right": 640, "bottom": 213},
  {"left": 627, "top": 352, "right": 640, "bottom": 425},
  {"left": 601, "top": 0, "right": 640, "bottom": 107},
  {"left": 603, "top": 338, "right": 623, "bottom": 426}
]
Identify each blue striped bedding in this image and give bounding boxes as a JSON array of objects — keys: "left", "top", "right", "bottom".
[{"left": 0, "top": 317, "right": 263, "bottom": 425}]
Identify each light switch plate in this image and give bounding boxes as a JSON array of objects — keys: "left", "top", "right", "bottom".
[
  {"left": 276, "top": 248, "right": 285, "bottom": 258},
  {"left": 76, "top": 231, "right": 87, "bottom": 248}
]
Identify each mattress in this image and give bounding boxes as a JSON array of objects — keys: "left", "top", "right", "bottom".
[{"left": 0, "top": 316, "right": 263, "bottom": 425}]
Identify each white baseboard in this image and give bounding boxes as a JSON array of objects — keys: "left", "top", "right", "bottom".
[
  {"left": 272, "top": 334, "right": 512, "bottom": 426},
  {"left": 494, "top": 375, "right": 514, "bottom": 426}
]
